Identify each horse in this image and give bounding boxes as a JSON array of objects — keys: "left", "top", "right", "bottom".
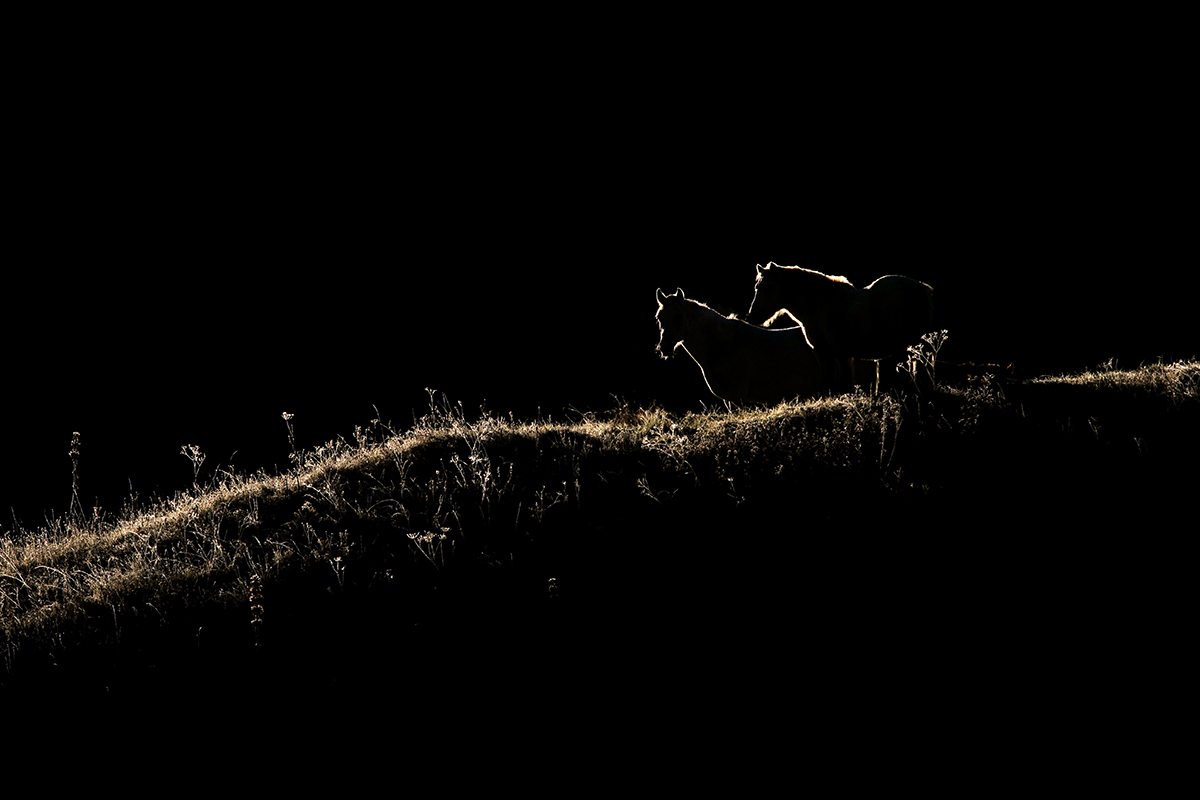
[
  {"left": 747, "top": 262, "right": 935, "bottom": 391},
  {"left": 655, "top": 287, "right": 829, "bottom": 406}
]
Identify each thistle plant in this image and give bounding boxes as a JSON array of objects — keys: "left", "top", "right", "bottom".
[
  {"left": 407, "top": 528, "right": 450, "bottom": 570},
  {"left": 899, "top": 329, "right": 950, "bottom": 391},
  {"left": 282, "top": 412, "right": 297, "bottom": 461},
  {"left": 249, "top": 573, "right": 265, "bottom": 646},
  {"left": 181, "top": 443, "right": 206, "bottom": 488},
  {"left": 68, "top": 432, "right": 82, "bottom": 521}
]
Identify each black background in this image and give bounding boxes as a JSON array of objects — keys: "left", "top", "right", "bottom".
[{"left": 4, "top": 16, "right": 1196, "bottom": 531}]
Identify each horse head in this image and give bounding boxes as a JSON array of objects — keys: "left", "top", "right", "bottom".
[
  {"left": 747, "top": 263, "right": 783, "bottom": 325},
  {"left": 655, "top": 287, "right": 687, "bottom": 359}
]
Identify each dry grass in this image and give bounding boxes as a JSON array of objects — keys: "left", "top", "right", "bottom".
[
  {"left": 2, "top": 363, "right": 1197, "bottom": 703},
  {"left": 1027, "top": 358, "right": 1200, "bottom": 403}
]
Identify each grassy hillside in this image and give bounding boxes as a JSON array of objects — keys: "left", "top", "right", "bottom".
[{"left": 3, "top": 361, "right": 1197, "bottom": 719}]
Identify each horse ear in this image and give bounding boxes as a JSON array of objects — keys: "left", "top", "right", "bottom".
[
  {"left": 677, "top": 287, "right": 685, "bottom": 299},
  {"left": 656, "top": 288, "right": 667, "bottom": 303}
]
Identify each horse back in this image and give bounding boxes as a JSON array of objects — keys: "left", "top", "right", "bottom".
[{"left": 841, "top": 275, "right": 934, "bottom": 357}]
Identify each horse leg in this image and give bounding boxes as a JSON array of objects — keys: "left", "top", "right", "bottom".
[{"left": 840, "top": 357, "right": 859, "bottom": 395}]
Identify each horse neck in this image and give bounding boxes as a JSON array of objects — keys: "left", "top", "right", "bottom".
[{"left": 678, "top": 301, "right": 729, "bottom": 362}]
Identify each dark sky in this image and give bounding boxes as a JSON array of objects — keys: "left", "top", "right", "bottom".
[{"left": 4, "top": 22, "right": 1196, "bottom": 530}]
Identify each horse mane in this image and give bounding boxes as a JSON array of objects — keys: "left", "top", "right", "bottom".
[
  {"left": 764, "top": 262, "right": 853, "bottom": 287},
  {"left": 676, "top": 293, "right": 737, "bottom": 320}
]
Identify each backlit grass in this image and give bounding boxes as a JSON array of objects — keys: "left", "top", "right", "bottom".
[{"left": 3, "top": 361, "right": 1197, "bottom": 702}]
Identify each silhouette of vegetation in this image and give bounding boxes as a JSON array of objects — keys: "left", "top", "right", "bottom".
[{"left": 2, "top": 362, "right": 1197, "bottom": 710}]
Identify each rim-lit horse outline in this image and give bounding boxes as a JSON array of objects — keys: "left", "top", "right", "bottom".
[
  {"left": 747, "top": 263, "right": 934, "bottom": 391},
  {"left": 655, "top": 287, "right": 828, "bottom": 406}
]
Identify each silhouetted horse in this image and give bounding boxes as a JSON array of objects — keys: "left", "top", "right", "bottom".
[
  {"left": 747, "top": 263, "right": 934, "bottom": 391},
  {"left": 655, "top": 288, "right": 828, "bottom": 406}
]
